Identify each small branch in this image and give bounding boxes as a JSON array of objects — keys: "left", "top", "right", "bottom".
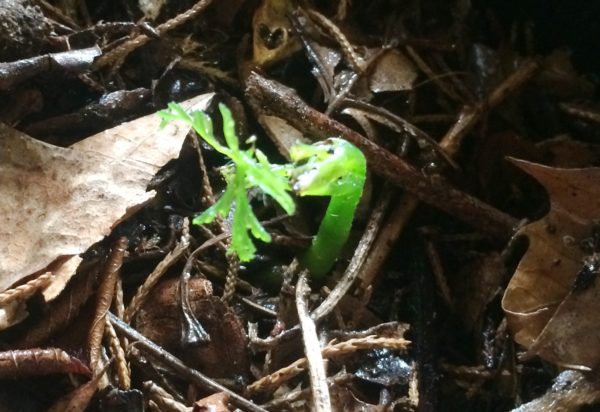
[
  {"left": 248, "top": 334, "right": 410, "bottom": 394},
  {"left": 441, "top": 59, "right": 542, "bottom": 155},
  {"left": 245, "top": 72, "right": 518, "bottom": 240},
  {"left": 93, "top": 0, "right": 214, "bottom": 70},
  {"left": 296, "top": 271, "right": 331, "bottom": 412},
  {"left": 0, "top": 272, "right": 52, "bottom": 305},
  {"left": 107, "top": 313, "right": 267, "bottom": 412},
  {"left": 125, "top": 223, "right": 189, "bottom": 323},
  {"left": 89, "top": 237, "right": 128, "bottom": 371}
]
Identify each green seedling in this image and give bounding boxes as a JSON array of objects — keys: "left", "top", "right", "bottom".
[
  {"left": 160, "top": 103, "right": 366, "bottom": 279},
  {"left": 290, "top": 139, "right": 366, "bottom": 277}
]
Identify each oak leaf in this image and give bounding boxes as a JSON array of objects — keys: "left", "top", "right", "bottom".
[
  {"left": 502, "top": 159, "right": 600, "bottom": 369},
  {"left": 0, "top": 93, "right": 214, "bottom": 297}
]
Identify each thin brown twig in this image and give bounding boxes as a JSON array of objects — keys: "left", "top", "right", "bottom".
[
  {"left": 125, "top": 222, "right": 190, "bottom": 323},
  {"left": 0, "top": 272, "right": 52, "bottom": 306},
  {"left": 89, "top": 237, "right": 128, "bottom": 371},
  {"left": 247, "top": 335, "right": 410, "bottom": 394},
  {"left": 143, "top": 381, "right": 189, "bottom": 412},
  {"left": 108, "top": 313, "right": 268, "bottom": 412},
  {"left": 262, "top": 372, "right": 354, "bottom": 409},
  {"left": 441, "top": 59, "right": 542, "bottom": 155},
  {"left": 222, "top": 253, "right": 239, "bottom": 302},
  {"left": 93, "top": 0, "right": 214, "bottom": 70},
  {"left": 358, "top": 58, "right": 541, "bottom": 288},
  {"left": 105, "top": 318, "right": 131, "bottom": 389},
  {"left": 296, "top": 271, "right": 331, "bottom": 412},
  {"left": 305, "top": 8, "right": 364, "bottom": 73},
  {"left": 245, "top": 72, "right": 518, "bottom": 240},
  {"left": 559, "top": 102, "right": 600, "bottom": 125}
]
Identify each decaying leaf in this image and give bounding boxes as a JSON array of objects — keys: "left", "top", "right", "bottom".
[
  {"left": 0, "top": 93, "right": 214, "bottom": 297},
  {"left": 502, "top": 159, "right": 600, "bottom": 369},
  {"left": 256, "top": 114, "right": 310, "bottom": 159},
  {"left": 0, "top": 348, "right": 90, "bottom": 378},
  {"left": 368, "top": 48, "right": 417, "bottom": 93},
  {"left": 252, "top": 0, "right": 300, "bottom": 67},
  {"left": 193, "top": 392, "right": 231, "bottom": 412}
]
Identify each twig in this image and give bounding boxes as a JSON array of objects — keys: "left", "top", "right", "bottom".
[
  {"left": 247, "top": 335, "right": 410, "bottom": 394},
  {"left": 16, "top": 263, "right": 99, "bottom": 348},
  {"left": 222, "top": 253, "right": 239, "bottom": 302},
  {"left": 357, "top": 59, "right": 541, "bottom": 287},
  {"left": 262, "top": 372, "right": 354, "bottom": 409},
  {"left": 93, "top": 0, "right": 214, "bottom": 70},
  {"left": 105, "top": 318, "right": 131, "bottom": 389},
  {"left": 108, "top": 313, "right": 268, "bottom": 412},
  {"left": 125, "top": 222, "right": 190, "bottom": 323},
  {"left": 0, "top": 272, "right": 52, "bottom": 305},
  {"left": 405, "top": 46, "right": 464, "bottom": 103},
  {"left": 441, "top": 59, "right": 542, "bottom": 155},
  {"left": 296, "top": 271, "right": 331, "bottom": 412},
  {"left": 559, "top": 102, "right": 600, "bottom": 125},
  {"left": 143, "top": 381, "right": 189, "bottom": 412},
  {"left": 305, "top": 8, "right": 364, "bottom": 73},
  {"left": 245, "top": 71, "right": 518, "bottom": 240},
  {"left": 89, "top": 237, "right": 128, "bottom": 371}
]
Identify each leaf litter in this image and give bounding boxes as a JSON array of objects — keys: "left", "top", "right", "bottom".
[
  {"left": 3, "top": 0, "right": 600, "bottom": 410},
  {"left": 0, "top": 93, "right": 213, "bottom": 314}
]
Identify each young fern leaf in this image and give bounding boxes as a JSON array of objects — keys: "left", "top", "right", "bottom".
[
  {"left": 160, "top": 103, "right": 294, "bottom": 261},
  {"left": 160, "top": 102, "right": 367, "bottom": 276}
]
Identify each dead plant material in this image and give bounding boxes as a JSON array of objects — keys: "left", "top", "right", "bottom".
[
  {"left": 245, "top": 72, "right": 518, "bottom": 240},
  {"left": 15, "top": 263, "right": 99, "bottom": 348},
  {"left": 108, "top": 313, "right": 267, "bottom": 412},
  {"left": 144, "top": 381, "right": 189, "bottom": 412},
  {"left": 93, "top": 0, "right": 215, "bottom": 71},
  {"left": 0, "top": 46, "right": 101, "bottom": 90},
  {"left": 124, "top": 223, "right": 190, "bottom": 323},
  {"left": 88, "top": 236, "right": 128, "bottom": 371},
  {"left": 193, "top": 392, "right": 231, "bottom": 412},
  {"left": 47, "top": 361, "right": 112, "bottom": 412},
  {"left": 0, "top": 271, "right": 52, "bottom": 306},
  {"left": 0, "top": 348, "right": 90, "bottom": 378},
  {"left": 296, "top": 271, "right": 332, "bottom": 411},
  {"left": 247, "top": 335, "right": 410, "bottom": 394},
  {"left": 105, "top": 318, "right": 131, "bottom": 389}
]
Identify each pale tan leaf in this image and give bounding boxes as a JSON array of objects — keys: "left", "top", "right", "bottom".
[
  {"left": 369, "top": 49, "right": 418, "bottom": 93},
  {"left": 0, "top": 93, "right": 214, "bottom": 295}
]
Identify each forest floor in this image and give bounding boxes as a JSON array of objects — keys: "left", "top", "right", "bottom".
[{"left": 2, "top": 1, "right": 600, "bottom": 411}]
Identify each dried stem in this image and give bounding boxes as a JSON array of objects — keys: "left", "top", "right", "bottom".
[
  {"left": 245, "top": 72, "right": 518, "bottom": 240},
  {"left": 296, "top": 271, "right": 331, "bottom": 412},
  {"left": 105, "top": 318, "right": 131, "bottom": 389},
  {"left": 143, "top": 381, "right": 189, "bottom": 412},
  {"left": 0, "top": 272, "right": 52, "bottom": 305},
  {"left": 248, "top": 335, "right": 410, "bottom": 394},
  {"left": 108, "top": 313, "right": 268, "bottom": 412},
  {"left": 125, "top": 224, "right": 190, "bottom": 323},
  {"left": 93, "top": 0, "right": 214, "bottom": 70},
  {"left": 89, "top": 237, "right": 128, "bottom": 371}
]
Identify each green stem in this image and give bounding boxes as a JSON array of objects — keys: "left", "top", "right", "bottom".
[
  {"left": 301, "top": 184, "right": 363, "bottom": 278},
  {"left": 291, "top": 138, "right": 367, "bottom": 279}
]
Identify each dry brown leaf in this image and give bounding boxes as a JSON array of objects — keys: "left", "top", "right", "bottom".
[
  {"left": 0, "top": 93, "right": 214, "bottom": 296},
  {"left": 502, "top": 159, "right": 600, "bottom": 369},
  {"left": 256, "top": 114, "right": 310, "bottom": 159},
  {"left": 368, "top": 48, "right": 417, "bottom": 93},
  {"left": 252, "top": 0, "right": 300, "bottom": 67},
  {"left": 193, "top": 392, "right": 232, "bottom": 412}
]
